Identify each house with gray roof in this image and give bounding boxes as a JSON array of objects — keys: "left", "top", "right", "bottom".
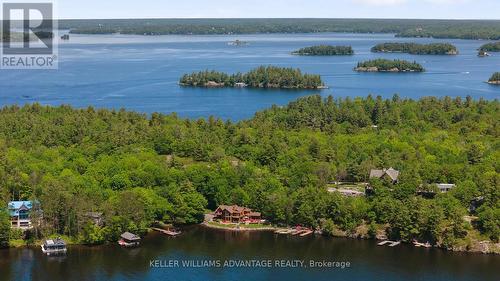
[{"left": 369, "top": 167, "right": 400, "bottom": 184}]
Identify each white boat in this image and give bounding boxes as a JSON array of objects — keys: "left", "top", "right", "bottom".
[{"left": 41, "top": 238, "right": 67, "bottom": 256}]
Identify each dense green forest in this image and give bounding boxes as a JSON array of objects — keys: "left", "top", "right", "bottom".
[
  {"left": 396, "top": 25, "right": 500, "bottom": 40},
  {"left": 292, "top": 45, "right": 354, "bottom": 56},
  {"left": 0, "top": 95, "right": 498, "bottom": 251},
  {"left": 371, "top": 43, "right": 458, "bottom": 55},
  {"left": 355, "top": 59, "right": 425, "bottom": 72},
  {"left": 58, "top": 18, "right": 500, "bottom": 40},
  {"left": 179, "top": 66, "right": 324, "bottom": 89},
  {"left": 489, "top": 72, "right": 500, "bottom": 84}
]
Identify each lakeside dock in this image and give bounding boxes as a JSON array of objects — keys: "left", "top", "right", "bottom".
[
  {"left": 274, "top": 227, "right": 313, "bottom": 237},
  {"left": 151, "top": 227, "right": 181, "bottom": 236}
]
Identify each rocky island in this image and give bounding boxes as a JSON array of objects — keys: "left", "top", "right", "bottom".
[
  {"left": 292, "top": 45, "right": 354, "bottom": 56},
  {"left": 371, "top": 43, "right": 458, "bottom": 55},
  {"left": 354, "top": 59, "right": 425, "bottom": 72},
  {"left": 179, "top": 66, "right": 325, "bottom": 89},
  {"left": 478, "top": 42, "right": 500, "bottom": 56},
  {"left": 488, "top": 72, "right": 500, "bottom": 85}
]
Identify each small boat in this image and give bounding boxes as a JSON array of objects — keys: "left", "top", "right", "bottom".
[
  {"left": 388, "top": 241, "right": 401, "bottom": 247},
  {"left": 118, "top": 232, "right": 141, "bottom": 247},
  {"left": 41, "top": 238, "right": 67, "bottom": 256},
  {"left": 413, "top": 240, "right": 432, "bottom": 248},
  {"left": 378, "top": 240, "right": 391, "bottom": 246}
]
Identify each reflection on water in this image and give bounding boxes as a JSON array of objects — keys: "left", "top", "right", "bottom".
[
  {"left": 1, "top": 33, "right": 499, "bottom": 121},
  {"left": 1, "top": 226, "right": 499, "bottom": 281}
]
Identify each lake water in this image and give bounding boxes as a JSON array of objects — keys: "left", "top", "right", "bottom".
[
  {"left": 0, "top": 226, "right": 499, "bottom": 281},
  {"left": 1, "top": 33, "right": 499, "bottom": 120}
]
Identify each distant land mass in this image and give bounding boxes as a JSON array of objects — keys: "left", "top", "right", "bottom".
[
  {"left": 355, "top": 59, "right": 425, "bottom": 72},
  {"left": 54, "top": 18, "right": 500, "bottom": 40},
  {"left": 292, "top": 45, "right": 354, "bottom": 56},
  {"left": 179, "top": 66, "right": 325, "bottom": 89},
  {"left": 371, "top": 43, "right": 458, "bottom": 55}
]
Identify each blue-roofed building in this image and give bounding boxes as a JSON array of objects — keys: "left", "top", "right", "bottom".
[{"left": 8, "top": 201, "right": 34, "bottom": 229}]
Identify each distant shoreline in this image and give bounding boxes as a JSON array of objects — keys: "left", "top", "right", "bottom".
[{"left": 55, "top": 18, "right": 500, "bottom": 40}]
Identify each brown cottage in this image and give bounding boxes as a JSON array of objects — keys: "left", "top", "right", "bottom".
[{"left": 213, "top": 205, "right": 261, "bottom": 223}]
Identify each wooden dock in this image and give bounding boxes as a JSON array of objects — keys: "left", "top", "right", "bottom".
[
  {"left": 299, "top": 230, "right": 313, "bottom": 237},
  {"left": 274, "top": 227, "right": 313, "bottom": 237},
  {"left": 275, "top": 229, "right": 292, "bottom": 234},
  {"left": 152, "top": 227, "right": 181, "bottom": 236}
]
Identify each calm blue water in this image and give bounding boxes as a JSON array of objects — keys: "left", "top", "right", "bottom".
[
  {"left": 1, "top": 227, "right": 499, "bottom": 281},
  {"left": 1, "top": 33, "right": 499, "bottom": 120}
]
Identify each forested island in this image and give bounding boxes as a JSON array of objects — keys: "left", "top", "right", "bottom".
[
  {"left": 355, "top": 59, "right": 425, "bottom": 72},
  {"left": 179, "top": 66, "right": 325, "bottom": 89},
  {"left": 0, "top": 95, "right": 499, "bottom": 253},
  {"left": 292, "top": 45, "right": 354, "bottom": 56},
  {"left": 488, "top": 72, "right": 500, "bottom": 84},
  {"left": 59, "top": 18, "right": 500, "bottom": 40},
  {"left": 478, "top": 42, "right": 500, "bottom": 56},
  {"left": 371, "top": 43, "right": 458, "bottom": 55}
]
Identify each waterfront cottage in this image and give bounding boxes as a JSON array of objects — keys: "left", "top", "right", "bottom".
[
  {"left": 369, "top": 167, "right": 400, "bottom": 183},
  {"left": 8, "top": 201, "right": 34, "bottom": 229},
  {"left": 213, "top": 205, "right": 261, "bottom": 223}
]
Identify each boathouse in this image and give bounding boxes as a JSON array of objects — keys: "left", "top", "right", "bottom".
[
  {"left": 213, "top": 205, "right": 261, "bottom": 223},
  {"left": 41, "top": 238, "right": 67, "bottom": 255},
  {"left": 119, "top": 232, "right": 141, "bottom": 247}
]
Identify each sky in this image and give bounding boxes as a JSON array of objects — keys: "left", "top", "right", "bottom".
[{"left": 3, "top": 0, "right": 500, "bottom": 20}]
